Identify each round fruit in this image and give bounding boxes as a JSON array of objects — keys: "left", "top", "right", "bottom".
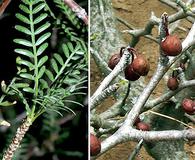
[
  {"left": 136, "top": 122, "right": 150, "bottom": 131},
  {"left": 108, "top": 53, "right": 121, "bottom": 69},
  {"left": 167, "top": 77, "right": 179, "bottom": 90},
  {"left": 125, "top": 64, "right": 140, "bottom": 81},
  {"left": 161, "top": 35, "right": 182, "bottom": 56},
  {"left": 131, "top": 54, "right": 150, "bottom": 76},
  {"left": 90, "top": 134, "right": 101, "bottom": 156},
  {"left": 134, "top": 117, "right": 141, "bottom": 126},
  {"left": 182, "top": 98, "right": 195, "bottom": 115}
]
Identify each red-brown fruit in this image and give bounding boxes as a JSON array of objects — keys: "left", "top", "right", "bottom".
[
  {"left": 167, "top": 77, "right": 179, "bottom": 90},
  {"left": 136, "top": 122, "right": 150, "bottom": 131},
  {"left": 131, "top": 54, "right": 150, "bottom": 76},
  {"left": 182, "top": 98, "right": 195, "bottom": 115},
  {"left": 161, "top": 35, "right": 182, "bottom": 56},
  {"left": 90, "top": 134, "right": 101, "bottom": 156},
  {"left": 125, "top": 64, "right": 140, "bottom": 81},
  {"left": 134, "top": 117, "right": 141, "bottom": 126},
  {"left": 108, "top": 53, "right": 121, "bottom": 69}
]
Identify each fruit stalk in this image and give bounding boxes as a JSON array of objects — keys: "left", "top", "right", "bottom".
[{"left": 3, "top": 118, "right": 32, "bottom": 160}]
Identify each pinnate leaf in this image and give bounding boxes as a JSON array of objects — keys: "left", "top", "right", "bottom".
[
  {"left": 51, "top": 58, "right": 59, "bottom": 74},
  {"left": 37, "top": 43, "right": 48, "bottom": 56},
  {"left": 15, "top": 25, "right": 31, "bottom": 35},
  {"left": 34, "top": 22, "right": 51, "bottom": 35},
  {"left": 20, "top": 73, "right": 34, "bottom": 80},
  {"left": 14, "top": 49, "right": 34, "bottom": 58},
  {"left": 34, "top": 13, "right": 47, "bottom": 24},
  {"left": 38, "top": 56, "right": 48, "bottom": 67},
  {"left": 23, "top": 87, "right": 34, "bottom": 94},
  {"left": 62, "top": 44, "right": 70, "bottom": 57},
  {"left": 14, "top": 39, "right": 32, "bottom": 47},
  {"left": 16, "top": 13, "right": 30, "bottom": 24},
  {"left": 54, "top": 53, "right": 64, "bottom": 66},
  {"left": 33, "top": 3, "right": 46, "bottom": 14},
  {"left": 45, "top": 69, "right": 54, "bottom": 81},
  {"left": 19, "top": 4, "right": 30, "bottom": 14},
  {"left": 38, "top": 66, "right": 46, "bottom": 78},
  {"left": 36, "top": 33, "right": 51, "bottom": 46}
]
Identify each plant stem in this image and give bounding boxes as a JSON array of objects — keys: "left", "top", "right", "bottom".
[{"left": 2, "top": 117, "right": 32, "bottom": 160}]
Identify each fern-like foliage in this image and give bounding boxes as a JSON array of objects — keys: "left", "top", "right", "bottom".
[
  {"left": 53, "top": 0, "right": 84, "bottom": 30},
  {"left": 14, "top": 0, "right": 51, "bottom": 95},
  {"left": 0, "top": 0, "right": 87, "bottom": 119}
]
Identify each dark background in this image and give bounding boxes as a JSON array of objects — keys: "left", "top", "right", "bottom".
[{"left": 0, "top": 0, "right": 88, "bottom": 159}]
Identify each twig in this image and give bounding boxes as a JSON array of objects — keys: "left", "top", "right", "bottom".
[
  {"left": 91, "top": 83, "right": 119, "bottom": 110},
  {"left": 97, "top": 128, "right": 195, "bottom": 157},
  {"left": 63, "top": 0, "right": 88, "bottom": 25},
  {"left": 128, "top": 139, "right": 144, "bottom": 160},
  {"left": 91, "top": 48, "right": 132, "bottom": 108},
  {"left": 145, "top": 79, "right": 195, "bottom": 109},
  {"left": 96, "top": 15, "right": 195, "bottom": 157},
  {"left": 99, "top": 99, "right": 123, "bottom": 119},
  {"left": 160, "top": 0, "right": 195, "bottom": 23},
  {"left": 0, "top": 0, "right": 11, "bottom": 17},
  {"left": 147, "top": 110, "right": 193, "bottom": 129},
  {"left": 185, "top": 113, "right": 195, "bottom": 123}
]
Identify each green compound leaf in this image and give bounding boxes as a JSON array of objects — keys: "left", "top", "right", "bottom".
[
  {"left": 32, "top": 3, "right": 46, "bottom": 14},
  {"left": 40, "top": 79, "right": 49, "bottom": 89},
  {"left": 16, "top": 59, "right": 34, "bottom": 69},
  {"left": 35, "top": 32, "right": 51, "bottom": 46},
  {"left": 34, "top": 13, "right": 48, "bottom": 24},
  {"left": 34, "top": 22, "right": 51, "bottom": 35},
  {"left": 38, "top": 55, "right": 48, "bottom": 67},
  {"left": 14, "top": 39, "right": 32, "bottom": 47},
  {"left": 14, "top": 49, "right": 34, "bottom": 58},
  {"left": 16, "top": 13, "right": 30, "bottom": 24},
  {"left": 13, "top": 83, "right": 30, "bottom": 88},
  {"left": 19, "top": 73, "right": 34, "bottom": 81},
  {"left": 19, "top": 4, "right": 30, "bottom": 14},
  {"left": 37, "top": 43, "right": 48, "bottom": 56},
  {"left": 62, "top": 43, "right": 70, "bottom": 57},
  {"left": 67, "top": 42, "right": 74, "bottom": 52},
  {"left": 23, "top": 87, "right": 34, "bottom": 94},
  {"left": 38, "top": 66, "right": 46, "bottom": 78},
  {"left": 54, "top": 53, "right": 64, "bottom": 66},
  {"left": 15, "top": 25, "right": 32, "bottom": 35},
  {"left": 45, "top": 69, "right": 54, "bottom": 81},
  {"left": 51, "top": 58, "right": 59, "bottom": 74}
]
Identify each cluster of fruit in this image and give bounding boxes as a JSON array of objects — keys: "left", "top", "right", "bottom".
[
  {"left": 90, "top": 35, "right": 184, "bottom": 156},
  {"left": 108, "top": 47, "right": 150, "bottom": 81}
]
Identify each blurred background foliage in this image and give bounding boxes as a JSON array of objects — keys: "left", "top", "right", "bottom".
[{"left": 0, "top": 0, "right": 88, "bottom": 159}]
